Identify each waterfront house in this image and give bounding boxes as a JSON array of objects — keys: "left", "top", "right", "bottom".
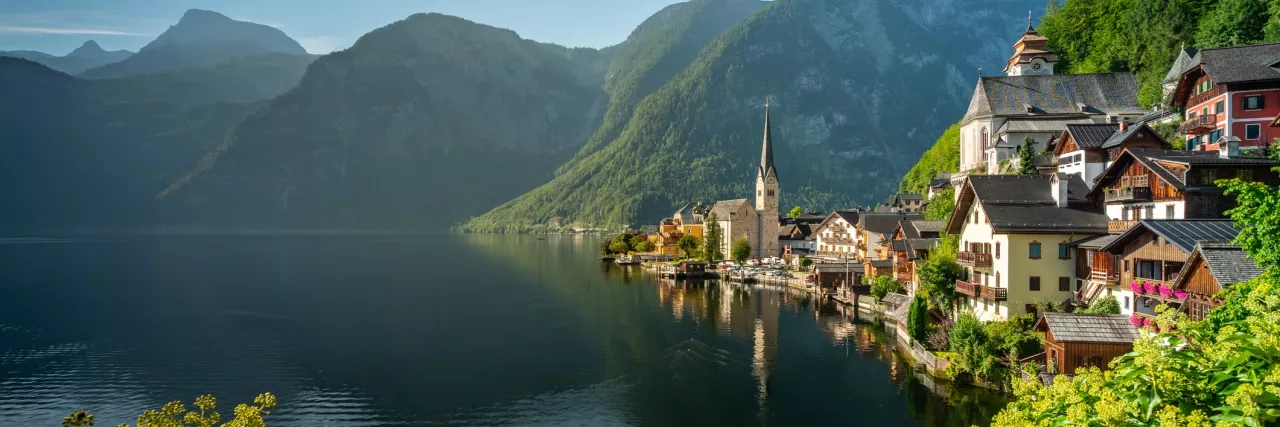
[
  {"left": 858, "top": 213, "right": 923, "bottom": 269},
  {"left": 1052, "top": 121, "right": 1166, "bottom": 185},
  {"left": 1087, "top": 148, "right": 1280, "bottom": 232},
  {"left": 890, "top": 220, "right": 943, "bottom": 294},
  {"left": 650, "top": 203, "right": 712, "bottom": 256},
  {"left": 946, "top": 173, "right": 1108, "bottom": 321},
  {"left": 1099, "top": 219, "right": 1239, "bottom": 322},
  {"left": 1170, "top": 242, "right": 1265, "bottom": 321},
  {"left": 1036, "top": 312, "right": 1139, "bottom": 375},
  {"left": 813, "top": 262, "right": 865, "bottom": 294},
  {"left": 812, "top": 210, "right": 862, "bottom": 260},
  {"left": 882, "top": 292, "right": 911, "bottom": 327},
  {"left": 1170, "top": 42, "right": 1280, "bottom": 150}
]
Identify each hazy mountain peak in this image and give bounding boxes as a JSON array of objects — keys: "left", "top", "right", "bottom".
[
  {"left": 178, "top": 8, "right": 233, "bottom": 24},
  {"left": 72, "top": 40, "right": 104, "bottom": 54}
]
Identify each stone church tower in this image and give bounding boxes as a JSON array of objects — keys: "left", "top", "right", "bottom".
[{"left": 755, "top": 102, "right": 780, "bottom": 258}]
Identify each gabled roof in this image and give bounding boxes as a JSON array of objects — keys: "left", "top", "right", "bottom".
[
  {"left": 890, "top": 240, "right": 909, "bottom": 252},
  {"left": 944, "top": 175, "right": 1108, "bottom": 234},
  {"left": 859, "top": 213, "right": 923, "bottom": 235},
  {"left": 1073, "top": 234, "right": 1119, "bottom": 250},
  {"left": 1038, "top": 313, "right": 1139, "bottom": 344},
  {"left": 898, "top": 219, "right": 944, "bottom": 240},
  {"left": 1163, "top": 48, "right": 1198, "bottom": 84},
  {"left": 1088, "top": 149, "right": 1280, "bottom": 197},
  {"left": 963, "top": 72, "right": 1143, "bottom": 122},
  {"left": 709, "top": 199, "right": 751, "bottom": 219},
  {"left": 814, "top": 263, "right": 863, "bottom": 273},
  {"left": 869, "top": 259, "right": 893, "bottom": 268},
  {"left": 1100, "top": 122, "right": 1162, "bottom": 149},
  {"left": 1063, "top": 123, "right": 1120, "bottom": 150},
  {"left": 1102, "top": 219, "right": 1240, "bottom": 254},
  {"left": 1173, "top": 242, "right": 1265, "bottom": 291},
  {"left": 813, "top": 210, "right": 862, "bottom": 234},
  {"left": 1193, "top": 42, "right": 1280, "bottom": 84},
  {"left": 906, "top": 238, "right": 940, "bottom": 256}
]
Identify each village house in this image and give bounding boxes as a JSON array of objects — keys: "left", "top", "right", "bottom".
[
  {"left": 1052, "top": 121, "right": 1166, "bottom": 185},
  {"left": 890, "top": 220, "right": 943, "bottom": 294},
  {"left": 1099, "top": 219, "right": 1239, "bottom": 322},
  {"left": 858, "top": 213, "right": 922, "bottom": 266},
  {"left": 945, "top": 174, "right": 1108, "bottom": 321},
  {"left": 779, "top": 212, "right": 825, "bottom": 259},
  {"left": 811, "top": 210, "right": 862, "bottom": 260},
  {"left": 1070, "top": 233, "right": 1122, "bottom": 311},
  {"left": 1170, "top": 242, "right": 1265, "bottom": 321},
  {"left": 1036, "top": 312, "right": 1139, "bottom": 376},
  {"left": 1087, "top": 147, "right": 1280, "bottom": 233},
  {"left": 1170, "top": 42, "right": 1280, "bottom": 151},
  {"left": 956, "top": 18, "right": 1145, "bottom": 178},
  {"left": 890, "top": 194, "right": 925, "bottom": 213},
  {"left": 709, "top": 105, "right": 782, "bottom": 259},
  {"left": 812, "top": 262, "right": 865, "bottom": 296},
  {"left": 927, "top": 173, "right": 952, "bottom": 199},
  {"left": 650, "top": 203, "right": 711, "bottom": 256}
]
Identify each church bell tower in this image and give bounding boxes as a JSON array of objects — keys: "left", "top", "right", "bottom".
[
  {"left": 1004, "top": 11, "right": 1058, "bottom": 76},
  {"left": 756, "top": 101, "right": 780, "bottom": 258}
]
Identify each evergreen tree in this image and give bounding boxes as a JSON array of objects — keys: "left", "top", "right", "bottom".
[
  {"left": 907, "top": 295, "right": 930, "bottom": 344},
  {"left": 1017, "top": 137, "right": 1038, "bottom": 175},
  {"left": 1195, "top": 0, "right": 1269, "bottom": 48},
  {"left": 702, "top": 213, "right": 724, "bottom": 262}
]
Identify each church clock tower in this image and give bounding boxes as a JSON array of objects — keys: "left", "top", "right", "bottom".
[
  {"left": 755, "top": 101, "right": 780, "bottom": 258},
  {"left": 1004, "top": 12, "right": 1058, "bottom": 76}
]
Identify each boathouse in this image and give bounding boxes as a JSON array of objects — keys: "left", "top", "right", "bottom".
[{"left": 1036, "top": 312, "right": 1139, "bottom": 375}]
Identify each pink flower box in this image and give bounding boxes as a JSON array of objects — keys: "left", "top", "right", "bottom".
[
  {"left": 1142, "top": 317, "right": 1153, "bottom": 327},
  {"left": 1158, "top": 285, "right": 1174, "bottom": 298},
  {"left": 1130, "top": 315, "right": 1142, "bottom": 327},
  {"left": 1130, "top": 281, "right": 1142, "bottom": 294},
  {"left": 1174, "top": 289, "right": 1188, "bottom": 300},
  {"left": 1143, "top": 281, "right": 1156, "bottom": 294}
]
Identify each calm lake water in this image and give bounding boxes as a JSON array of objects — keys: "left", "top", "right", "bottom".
[{"left": 0, "top": 235, "right": 1005, "bottom": 426}]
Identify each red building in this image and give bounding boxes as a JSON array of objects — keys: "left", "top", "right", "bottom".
[{"left": 1171, "top": 43, "right": 1280, "bottom": 151}]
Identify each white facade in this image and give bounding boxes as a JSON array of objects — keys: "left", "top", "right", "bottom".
[
  {"left": 1056, "top": 149, "right": 1108, "bottom": 185},
  {"left": 1104, "top": 201, "right": 1186, "bottom": 221},
  {"left": 813, "top": 215, "right": 859, "bottom": 259},
  {"left": 1007, "top": 57, "right": 1055, "bottom": 77}
]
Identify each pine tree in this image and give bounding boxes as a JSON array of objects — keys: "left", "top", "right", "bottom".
[
  {"left": 702, "top": 213, "right": 724, "bottom": 262},
  {"left": 1017, "top": 137, "right": 1038, "bottom": 175}
]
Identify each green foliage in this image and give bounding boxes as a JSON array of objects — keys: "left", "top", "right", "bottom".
[
  {"left": 1079, "top": 294, "right": 1122, "bottom": 314},
  {"left": 64, "top": 393, "right": 276, "bottom": 427},
  {"left": 629, "top": 234, "right": 648, "bottom": 250},
  {"left": 799, "top": 257, "right": 814, "bottom": 268},
  {"left": 1017, "top": 137, "right": 1038, "bottom": 175},
  {"left": 608, "top": 240, "right": 631, "bottom": 254},
  {"left": 907, "top": 294, "right": 930, "bottom": 344},
  {"left": 1220, "top": 171, "right": 1280, "bottom": 271},
  {"left": 1151, "top": 120, "right": 1184, "bottom": 149},
  {"left": 948, "top": 313, "right": 1041, "bottom": 388},
  {"left": 677, "top": 234, "right": 700, "bottom": 259},
  {"left": 787, "top": 206, "right": 803, "bottom": 217},
  {"left": 923, "top": 188, "right": 954, "bottom": 222},
  {"left": 1195, "top": 0, "right": 1270, "bottom": 48},
  {"left": 899, "top": 122, "right": 960, "bottom": 194},
  {"left": 634, "top": 240, "right": 654, "bottom": 253},
  {"left": 731, "top": 237, "right": 752, "bottom": 265},
  {"left": 703, "top": 213, "right": 724, "bottom": 262},
  {"left": 916, "top": 235, "right": 964, "bottom": 311},
  {"left": 870, "top": 274, "right": 904, "bottom": 299}
]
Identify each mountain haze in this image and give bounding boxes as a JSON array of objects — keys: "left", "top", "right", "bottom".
[{"left": 0, "top": 40, "right": 133, "bottom": 74}]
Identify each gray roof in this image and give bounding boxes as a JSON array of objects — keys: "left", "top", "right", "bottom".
[
  {"left": 709, "top": 199, "right": 750, "bottom": 219},
  {"left": 1100, "top": 122, "right": 1152, "bottom": 149},
  {"left": 882, "top": 293, "right": 911, "bottom": 321},
  {"left": 869, "top": 259, "right": 893, "bottom": 268},
  {"left": 999, "top": 118, "right": 1095, "bottom": 134},
  {"left": 906, "top": 238, "right": 940, "bottom": 256},
  {"left": 950, "top": 175, "right": 1108, "bottom": 234},
  {"left": 860, "top": 213, "right": 924, "bottom": 234},
  {"left": 674, "top": 202, "right": 710, "bottom": 224},
  {"left": 964, "top": 72, "right": 1144, "bottom": 122},
  {"left": 899, "top": 220, "right": 943, "bottom": 239},
  {"left": 1092, "top": 149, "right": 1280, "bottom": 194},
  {"left": 1194, "top": 242, "right": 1265, "bottom": 287},
  {"left": 891, "top": 240, "right": 910, "bottom": 252},
  {"left": 814, "top": 263, "right": 863, "bottom": 273},
  {"left": 1163, "top": 48, "right": 1198, "bottom": 84},
  {"left": 896, "top": 193, "right": 925, "bottom": 201},
  {"left": 1040, "top": 313, "right": 1139, "bottom": 344},
  {"left": 1104, "top": 220, "right": 1240, "bottom": 254},
  {"left": 928, "top": 178, "right": 951, "bottom": 188},
  {"left": 1194, "top": 43, "right": 1280, "bottom": 84},
  {"left": 1064, "top": 123, "right": 1120, "bottom": 149},
  {"left": 1073, "top": 234, "right": 1119, "bottom": 250}
]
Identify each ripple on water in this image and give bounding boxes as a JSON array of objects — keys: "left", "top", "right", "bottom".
[{"left": 433, "top": 380, "right": 632, "bottom": 426}]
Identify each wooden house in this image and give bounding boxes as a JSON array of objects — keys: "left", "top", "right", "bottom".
[
  {"left": 1171, "top": 242, "right": 1265, "bottom": 321},
  {"left": 1070, "top": 234, "right": 1121, "bottom": 309},
  {"left": 1100, "top": 219, "right": 1239, "bottom": 319},
  {"left": 813, "top": 262, "right": 865, "bottom": 292},
  {"left": 1053, "top": 121, "right": 1165, "bottom": 185},
  {"left": 1036, "top": 312, "right": 1139, "bottom": 375}
]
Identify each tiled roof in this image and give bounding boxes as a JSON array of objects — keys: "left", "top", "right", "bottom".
[
  {"left": 860, "top": 213, "right": 924, "bottom": 234},
  {"left": 1064, "top": 123, "right": 1120, "bottom": 149},
  {"left": 814, "top": 263, "right": 863, "bottom": 273},
  {"left": 912, "top": 220, "right": 944, "bottom": 234},
  {"left": 897, "top": 193, "right": 925, "bottom": 201},
  {"left": 1163, "top": 48, "right": 1198, "bottom": 84},
  {"left": 869, "top": 259, "right": 893, "bottom": 268},
  {"left": 999, "top": 118, "right": 1095, "bottom": 133},
  {"left": 882, "top": 293, "right": 911, "bottom": 321},
  {"left": 709, "top": 199, "right": 750, "bottom": 219},
  {"left": 1040, "top": 313, "right": 1139, "bottom": 344},
  {"left": 928, "top": 178, "right": 951, "bottom": 188},
  {"left": 964, "top": 72, "right": 1143, "bottom": 122},
  {"left": 1101, "top": 122, "right": 1150, "bottom": 149},
  {"left": 950, "top": 175, "right": 1108, "bottom": 234},
  {"left": 891, "top": 240, "right": 909, "bottom": 252},
  {"left": 1196, "top": 242, "right": 1265, "bottom": 286},
  {"left": 834, "top": 210, "right": 861, "bottom": 225},
  {"left": 1073, "top": 234, "right": 1119, "bottom": 250},
  {"left": 1194, "top": 43, "right": 1280, "bottom": 84},
  {"left": 1104, "top": 220, "right": 1240, "bottom": 254}
]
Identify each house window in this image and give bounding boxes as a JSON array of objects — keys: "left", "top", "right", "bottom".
[
  {"left": 1166, "top": 204, "right": 1175, "bottom": 218},
  {"left": 1124, "top": 295, "right": 1130, "bottom": 310},
  {"left": 1215, "top": 100, "right": 1225, "bottom": 114},
  {"left": 1059, "top": 276, "right": 1070, "bottom": 291},
  {"left": 1029, "top": 242, "right": 1041, "bottom": 259},
  {"left": 1124, "top": 260, "right": 1130, "bottom": 272},
  {"left": 1244, "top": 95, "right": 1264, "bottom": 111},
  {"left": 995, "top": 271, "right": 1000, "bottom": 287},
  {"left": 1058, "top": 243, "right": 1070, "bottom": 259},
  {"left": 1145, "top": 205, "right": 1154, "bottom": 218},
  {"left": 1209, "top": 129, "right": 1221, "bottom": 143},
  {"left": 995, "top": 242, "right": 1001, "bottom": 259},
  {"left": 1202, "top": 107, "right": 1209, "bottom": 117},
  {"left": 1204, "top": 169, "right": 1217, "bottom": 184},
  {"left": 1246, "top": 124, "right": 1261, "bottom": 140},
  {"left": 1030, "top": 276, "right": 1041, "bottom": 291},
  {"left": 1240, "top": 169, "right": 1254, "bottom": 181}
]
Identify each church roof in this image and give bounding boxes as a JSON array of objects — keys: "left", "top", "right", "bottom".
[
  {"left": 963, "top": 72, "right": 1143, "bottom": 122},
  {"left": 759, "top": 102, "right": 778, "bottom": 181},
  {"left": 1163, "top": 48, "right": 1198, "bottom": 84},
  {"left": 709, "top": 199, "right": 751, "bottom": 220}
]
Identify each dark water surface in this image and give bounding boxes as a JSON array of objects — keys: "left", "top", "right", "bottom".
[{"left": 0, "top": 235, "right": 1005, "bottom": 426}]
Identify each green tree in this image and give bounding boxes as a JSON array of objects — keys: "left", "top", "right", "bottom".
[
  {"left": 1079, "top": 294, "right": 1121, "bottom": 314},
  {"left": 609, "top": 239, "right": 631, "bottom": 254},
  {"left": 731, "top": 237, "right": 752, "bottom": 265},
  {"left": 799, "top": 257, "right": 814, "bottom": 268},
  {"left": 702, "top": 213, "right": 724, "bottom": 262},
  {"left": 898, "top": 122, "right": 960, "bottom": 194},
  {"left": 1221, "top": 170, "right": 1280, "bottom": 271},
  {"left": 633, "top": 240, "right": 654, "bottom": 253},
  {"left": 907, "top": 294, "right": 929, "bottom": 344},
  {"left": 870, "top": 274, "right": 904, "bottom": 299},
  {"left": 1195, "top": 0, "right": 1269, "bottom": 48},
  {"left": 1017, "top": 136, "right": 1038, "bottom": 175},
  {"left": 64, "top": 393, "right": 276, "bottom": 427},
  {"left": 628, "top": 234, "right": 647, "bottom": 251},
  {"left": 787, "top": 206, "right": 803, "bottom": 217},
  {"left": 677, "top": 234, "right": 700, "bottom": 259},
  {"left": 923, "top": 188, "right": 954, "bottom": 222},
  {"left": 916, "top": 242, "right": 964, "bottom": 311}
]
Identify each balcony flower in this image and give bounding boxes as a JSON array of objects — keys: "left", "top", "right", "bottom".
[
  {"left": 1142, "top": 317, "right": 1153, "bottom": 327},
  {"left": 1158, "top": 285, "right": 1173, "bottom": 298},
  {"left": 1143, "top": 281, "right": 1156, "bottom": 294},
  {"left": 1130, "top": 315, "right": 1142, "bottom": 327},
  {"left": 1130, "top": 281, "right": 1142, "bottom": 294},
  {"left": 1174, "top": 289, "right": 1188, "bottom": 300}
]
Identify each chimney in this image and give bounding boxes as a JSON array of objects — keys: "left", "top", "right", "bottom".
[
  {"left": 1219, "top": 136, "right": 1241, "bottom": 159},
  {"left": 1051, "top": 173, "right": 1069, "bottom": 208},
  {"left": 1119, "top": 119, "right": 1129, "bottom": 132}
]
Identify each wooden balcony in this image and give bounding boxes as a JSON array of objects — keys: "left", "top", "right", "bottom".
[
  {"left": 956, "top": 279, "right": 978, "bottom": 297},
  {"left": 1104, "top": 187, "right": 1152, "bottom": 203},
  {"left": 1108, "top": 220, "right": 1137, "bottom": 234},
  {"left": 957, "top": 251, "right": 992, "bottom": 268},
  {"left": 955, "top": 280, "right": 1008, "bottom": 301},
  {"left": 1179, "top": 114, "right": 1218, "bottom": 134},
  {"left": 1090, "top": 268, "right": 1118, "bottom": 284}
]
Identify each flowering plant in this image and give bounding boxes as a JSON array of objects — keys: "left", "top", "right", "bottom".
[
  {"left": 1143, "top": 281, "right": 1156, "bottom": 294},
  {"left": 1159, "top": 285, "right": 1174, "bottom": 298},
  {"left": 1129, "top": 315, "right": 1142, "bottom": 327},
  {"left": 1142, "top": 317, "right": 1153, "bottom": 327},
  {"left": 1130, "top": 281, "right": 1142, "bottom": 294},
  {"left": 1174, "top": 289, "right": 1188, "bottom": 300}
]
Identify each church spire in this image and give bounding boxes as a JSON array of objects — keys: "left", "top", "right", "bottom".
[
  {"left": 760, "top": 100, "right": 777, "bottom": 180},
  {"left": 1026, "top": 10, "right": 1035, "bottom": 33}
]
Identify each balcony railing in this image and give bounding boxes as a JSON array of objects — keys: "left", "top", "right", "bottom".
[
  {"left": 1179, "top": 114, "right": 1218, "bottom": 134},
  {"left": 896, "top": 272, "right": 913, "bottom": 282},
  {"left": 956, "top": 279, "right": 977, "bottom": 297},
  {"left": 1108, "top": 220, "right": 1137, "bottom": 234},
  {"left": 982, "top": 286, "right": 1009, "bottom": 301},
  {"left": 1104, "top": 187, "right": 1152, "bottom": 203},
  {"left": 957, "top": 251, "right": 993, "bottom": 268},
  {"left": 955, "top": 280, "right": 1008, "bottom": 301},
  {"left": 1090, "top": 268, "right": 1118, "bottom": 284}
]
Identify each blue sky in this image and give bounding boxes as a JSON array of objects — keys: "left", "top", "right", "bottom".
[{"left": 0, "top": 0, "right": 685, "bottom": 54}]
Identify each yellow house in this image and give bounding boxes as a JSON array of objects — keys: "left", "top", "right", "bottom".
[
  {"left": 651, "top": 203, "right": 711, "bottom": 256},
  {"left": 945, "top": 174, "right": 1108, "bottom": 321}
]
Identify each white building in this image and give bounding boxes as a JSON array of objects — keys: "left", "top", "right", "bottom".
[{"left": 709, "top": 104, "right": 781, "bottom": 260}]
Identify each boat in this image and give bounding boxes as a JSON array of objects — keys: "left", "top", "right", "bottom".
[
  {"left": 615, "top": 255, "right": 641, "bottom": 265},
  {"left": 600, "top": 256, "right": 616, "bottom": 262}
]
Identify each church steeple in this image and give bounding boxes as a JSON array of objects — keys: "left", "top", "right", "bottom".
[
  {"left": 1004, "top": 11, "right": 1057, "bottom": 76},
  {"left": 759, "top": 100, "right": 777, "bottom": 181}
]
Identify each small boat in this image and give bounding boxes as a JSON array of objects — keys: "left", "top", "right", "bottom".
[
  {"left": 600, "top": 256, "right": 616, "bottom": 262},
  {"left": 615, "top": 255, "right": 641, "bottom": 265}
]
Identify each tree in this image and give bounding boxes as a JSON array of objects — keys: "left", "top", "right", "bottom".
[
  {"left": 633, "top": 240, "right": 654, "bottom": 253},
  {"left": 608, "top": 239, "right": 631, "bottom": 254},
  {"left": 787, "top": 206, "right": 803, "bottom": 217},
  {"left": 64, "top": 393, "right": 276, "bottom": 427},
  {"left": 629, "top": 234, "right": 648, "bottom": 251},
  {"left": 702, "top": 213, "right": 724, "bottom": 262},
  {"left": 1195, "top": 0, "right": 1269, "bottom": 48},
  {"left": 1017, "top": 136, "right": 1038, "bottom": 175},
  {"left": 907, "top": 294, "right": 929, "bottom": 344},
  {"left": 677, "top": 234, "right": 700, "bottom": 259},
  {"left": 923, "top": 188, "right": 954, "bottom": 222},
  {"left": 1079, "top": 295, "right": 1121, "bottom": 314},
  {"left": 731, "top": 237, "right": 752, "bottom": 265},
  {"left": 870, "top": 274, "right": 904, "bottom": 299},
  {"left": 916, "top": 258, "right": 964, "bottom": 311},
  {"left": 1221, "top": 170, "right": 1280, "bottom": 271},
  {"left": 799, "top": 257, "right": 814, "bottom": 268}
]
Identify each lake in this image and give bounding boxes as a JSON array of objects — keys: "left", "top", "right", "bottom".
[{"left": 0, "top": 235, "right": 1005, "bottom": 426}]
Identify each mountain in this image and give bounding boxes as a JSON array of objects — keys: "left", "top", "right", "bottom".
[
  {"left": 463, "top": 0, "right": 1044, "bottom": 232},
  {"left": 158, "top": 13, "right": 611, "bottom": 230},
  {"left": 94, "top": 53, "right": 317, "bottom": 106},
  {"left": 80, "top": 9, "right": 308, "bottom": 79},
  {"left": 0, "top": 40, "right": 133, "bottom": 74}
]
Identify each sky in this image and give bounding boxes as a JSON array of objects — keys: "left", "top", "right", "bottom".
[{"left": 0, "top": 0, "right": 685, "bottom": 55}]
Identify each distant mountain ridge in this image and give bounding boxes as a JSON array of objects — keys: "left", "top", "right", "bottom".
[
  {"left": 0, "top": 40, "right": 133, "bottom": 74},
  {"left": 80, "top": 9, "right": 308, "bottom": 79}
]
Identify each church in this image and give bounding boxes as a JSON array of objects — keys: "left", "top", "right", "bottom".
[{"left": 710, "top": 103, "right": 781, "bottom": 260}]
